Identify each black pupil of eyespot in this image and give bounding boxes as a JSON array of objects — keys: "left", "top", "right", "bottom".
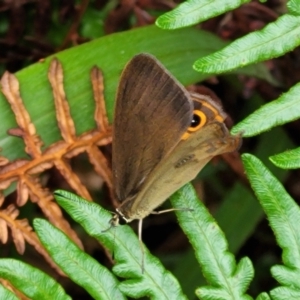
[{"left": 191, "top": 113, "right": 201, "bottom": 127}]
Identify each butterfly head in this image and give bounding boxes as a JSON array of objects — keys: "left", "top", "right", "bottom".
[{"left": 102, "top": 209, "right": 129, "bottom": 233}]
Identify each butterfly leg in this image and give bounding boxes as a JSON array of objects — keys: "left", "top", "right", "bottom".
[
  {"left": 138, "top": 219, "right": 145, "bottom": 273},
  {"left": 151, "top": 207, "right": 193, "bottom": 215},
  {"left": 138, "top": 208, "right": 193, "bottom": 273}
]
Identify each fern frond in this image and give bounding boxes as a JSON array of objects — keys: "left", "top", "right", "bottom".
[
  {"left": 54, "top": 190, "right": 187, "bottom": 300},
  {"left": 242, "top": 154, "right": 300, "bottom": 298}
]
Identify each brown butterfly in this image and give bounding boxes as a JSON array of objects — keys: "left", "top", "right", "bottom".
[{"left": 105, "top": 54, "right": 241, "bottom": 269}]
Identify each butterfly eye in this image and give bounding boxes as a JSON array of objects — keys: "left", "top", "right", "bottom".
[{"left": 188, "top": 110, "right": 206, "bottom": 132}]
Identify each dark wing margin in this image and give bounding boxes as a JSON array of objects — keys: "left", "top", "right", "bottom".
[{"left": 112, "top": 53, "right": 193, "bottom": 202}]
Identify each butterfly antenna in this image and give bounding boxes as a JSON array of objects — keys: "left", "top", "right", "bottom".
[
  {"left": 102, "top": 214, "right": 118, "bottom": 264},
  {"left": 101, "top": 223, "right": 113, "bottom": 233}
]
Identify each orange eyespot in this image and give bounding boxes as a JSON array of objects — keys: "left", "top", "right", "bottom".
[
  {"left": 188, "top": 110, "right": 206, "bottom": 132},
  {"left": 181, "top": 110, "right": 207, "bottom": 140}
]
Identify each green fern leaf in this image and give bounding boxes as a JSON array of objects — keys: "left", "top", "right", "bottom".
[
  {"left": 231, "top": 82, "right": 300, "bottom": 136},
  {"left": 33, "top": 219, "right": 124, "bottom": 300},
  {"left": 269, "top": 147, "right": 300, "bottom": 169},
  {"left": 0, "top": 259, "right": 71, "bottom": 300},
  {"left": 54, "top": 190, "right": 187, "bottom": 300},
  {"left": 242, "top": 154, "right": 300, "bottom": 297},
  {"left": 170, "top": 184, "right": 254, "bottom": 300},
  {"left": 194, "top": 14, "right": 300, "bottom": 73},
  {"left": 156, "top": 0, "right": 250, "bottom": 29},
  {"left": 256, "top": 292, "right": 271, "bottom": 300},
  {"left": 288, "top": 0, "right": 300, "bottom": 15}
]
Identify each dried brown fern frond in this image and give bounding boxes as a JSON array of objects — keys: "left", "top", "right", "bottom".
[
  {"left": 0, "top": 59, "right": 113, "bottom": 274},
  {"left": 0, "top": 277, "right": 29, "bottom": 300},
  {"left": 0, "top": 203, "right": 63, "bottom": 276}
]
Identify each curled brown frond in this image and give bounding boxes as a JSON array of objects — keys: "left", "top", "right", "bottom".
[{"left": 0, "top": 58, "right": 113, "bottom": 274}]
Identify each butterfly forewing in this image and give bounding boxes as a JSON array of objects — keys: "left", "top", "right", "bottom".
[{"left": 112, "top": 54, "right": 193, "bottom": 203}]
